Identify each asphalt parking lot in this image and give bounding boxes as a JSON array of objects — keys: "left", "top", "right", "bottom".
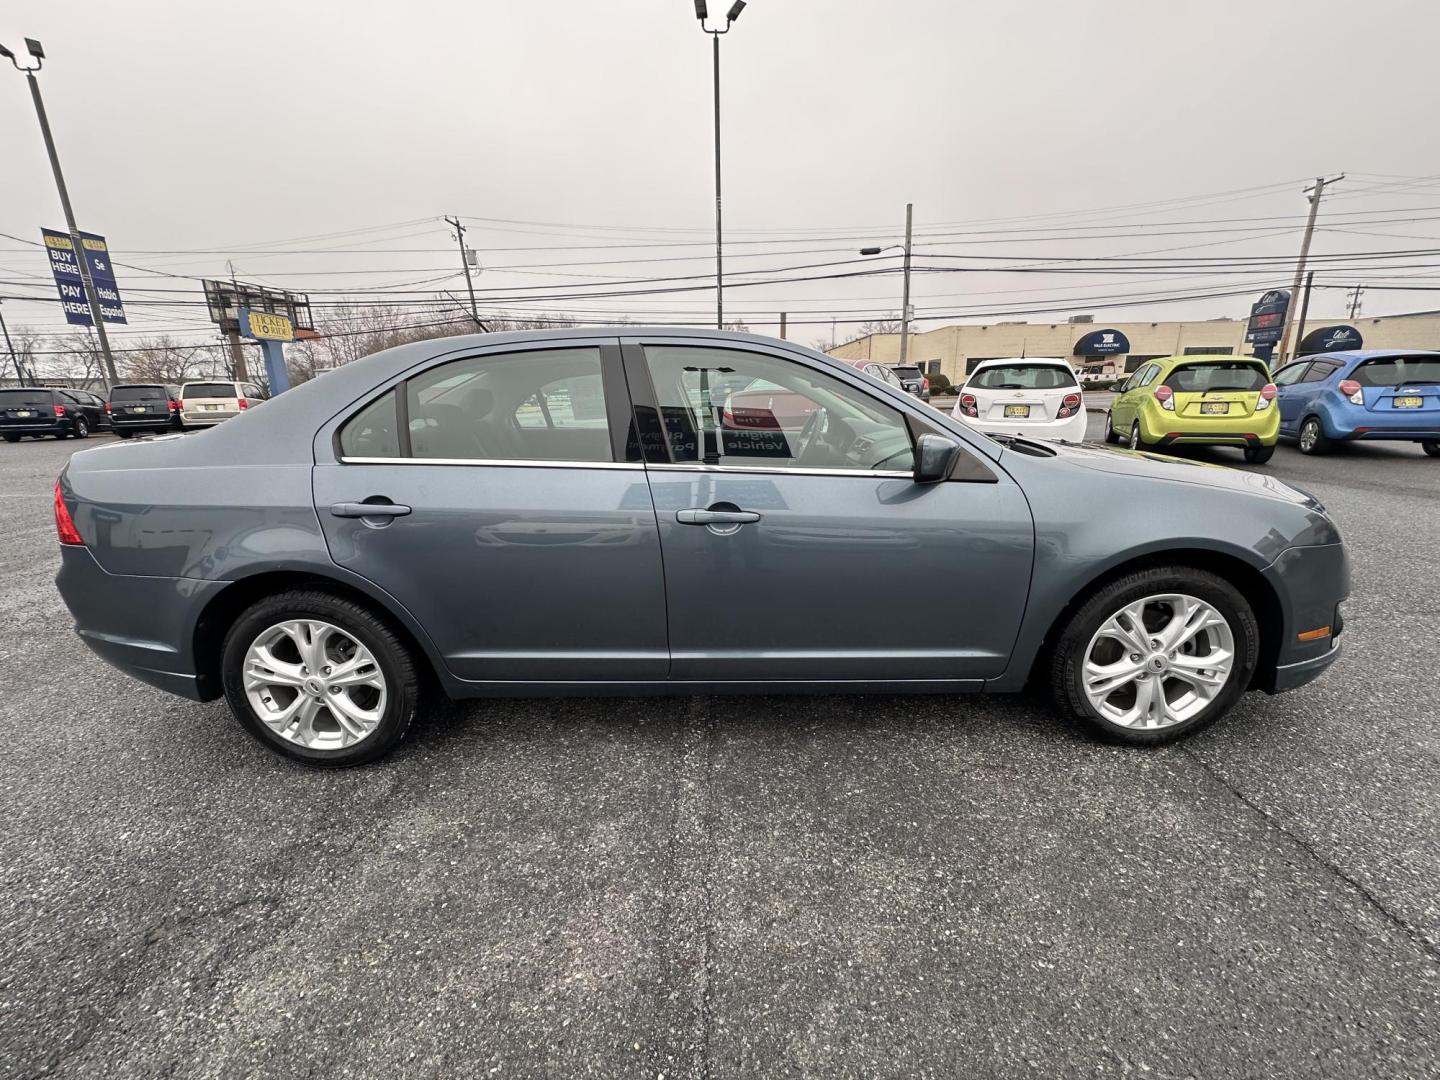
[{"left": 2, "top": 424, "right": 1437, "bottom": 1080}]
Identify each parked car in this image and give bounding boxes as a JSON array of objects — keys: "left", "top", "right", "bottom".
[
  {"left": 55, "top": 329, "right": 1347, "bottom": 766},
  {"left": 179, "top": 380, "right": 267, "bottom": 428},
  {"left": 838, "top": 358, "right": 908, "bottom": 392},
  {"left": 889, "top": 364, "right": 931, "bottom": 400},
  {"left": 107, "top": 383, "right": 184, "bottom": 438},
  {"left": 953, "top": 357, "right": 1087, "bottom": 443},
  {"left": 1270, "top": 350, "right": 1440, "bottom": 456},
  {"left": 0, "top": 386, "right": 110, "bottom": 442},
  {"left": 1104, "top": 356, "right": 1279, "bottom": 464}
]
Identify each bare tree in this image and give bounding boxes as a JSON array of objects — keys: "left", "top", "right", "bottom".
[
  {"left": 123, "top": 336, "right": 212, "bottom": 384},
  {"left": 856, "top": 314, "right": 903, "bottom": 337}
]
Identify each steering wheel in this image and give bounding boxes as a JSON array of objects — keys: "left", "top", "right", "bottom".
[{"left": 793, "top": 405, "right": 829, "bottom": 462}]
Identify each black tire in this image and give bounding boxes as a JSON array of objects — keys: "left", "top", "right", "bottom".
[
  {"left": 115, "top": 429, "right": 133, "bottom": 439},
  {"left": 1297, "top": 415, "right": 1331, "bottom": 455},
  {"left": 2, "top": 434, "right": 18, "bottom": 444},
  {"left": 72, "top": 417, "right": 89, "bottom": 439},
  {"left": 1422, "top": 440, "right": 1440, "bottom": 458},
  {"left": 220, "top": 590, "right": 423, "bottom": 767},
  {"left": 1103, "top": 411, "right": 1121, "bottom": 444},
  {"left": 1243, "top": 443, "right": 1275, "bottom": 464},
  {"left": 1048, "top": 566, "right": 1260, "bottom": 746},
  {"left": 1130, "top": 420, "right": 1147, "bottom": 450}
]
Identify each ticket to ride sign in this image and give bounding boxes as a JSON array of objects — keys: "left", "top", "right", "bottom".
[
  {"left": 41, "top": 228, "right": 127, "bottom": 326},
  {"left": 240, "top": 308, "right": 295, "bottom": 342}
]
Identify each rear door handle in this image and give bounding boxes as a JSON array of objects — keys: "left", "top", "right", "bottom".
[
  {"left": 330, "top": 501, "right": 411, "bottom": 518},
  {"left": 676, "top": 508, "right": 761, "bottom": 526}
]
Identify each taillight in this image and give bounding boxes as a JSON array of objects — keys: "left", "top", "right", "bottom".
[
  {"left": 104, "top": 401, "right": 111, "bottom": 414},
  {"left": 1338, "top": 379, "right": 1364, "bottom": 405},
  {"left": 237, "top": 397, "right": 248, "bottom": 410},
  {"left": 958, "top": 393, "right": 978, "bottom": 418},
  {"left": 169, "top": 399, "right": 179, "bottom": 412},
  {"left": 1057, "top": 392, "right": 1082, "bottom": 419},
  {"left": 922, "top": 377, "right": 930, "bottom": 391},
  {"left": 53, "top": 480, "right": 84, "bottom": 546},
  {"left": 1155, "top": 385, "right": 1176, "bottom": 412},
  {"left": 1255, "top": 383, "right": 1277, "bottom": 411},
  {"left": 53, "top": 403, "right": 66, "bottom": 417}
]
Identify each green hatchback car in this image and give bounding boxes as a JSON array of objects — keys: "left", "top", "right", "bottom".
[{"left": 1103, "top": 356, "right": 1280, "bottom": 464}]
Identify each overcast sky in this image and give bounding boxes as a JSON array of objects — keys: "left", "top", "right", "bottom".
[{"left": 5, "top": 0, "right": 1440, "bottom": 352}]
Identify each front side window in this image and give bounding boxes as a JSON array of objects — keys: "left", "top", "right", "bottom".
[
  {"left": 968, "top": 364, "right": 1077, "bottom": 390},
  {"left": 406, "top": 347, "right": 611, "bottom": 462},
  {"left": 1271, "top": 363, "right": 1310, "bottom": 387},
  {"left": 642, "top": 345, "right": 913, "bottom": 473},
  {"left": 1350, "top": 355, "right": 1440, "bottom": 387}
]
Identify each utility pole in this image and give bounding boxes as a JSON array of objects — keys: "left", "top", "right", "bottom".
[
  {"left": 225, "top": 260, "right": 249, "bottom": 381},
  {"left": 444, "top": 216, "right": 485, "bottom": 330},
  {"left": 1294, "top": 270, "right": 1315, "bottom": 357},
  {"left": 1, "top": 39, "right": 118, "bottom": 389},
  {"left": 1277, "top": 175, "right": 1342, "bottom": 362},
  {"left": 1346, "top": 284, "right": 1365, "bottom": 320},
  {"left": 900, "top": 202, "right": 914, "bottom": 365},
  {"left": 779, "top": 311, "right": 787, "bottom": 340},
  {"left": 0, "top": 299, "right": 27, "bottom": 383}
]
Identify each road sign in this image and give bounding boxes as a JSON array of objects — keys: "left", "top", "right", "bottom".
[
  {"left": 1245, "top": 289, "right": 1290, "bottom": 346},
  {"left": 239, "top": 308, "right": 294, "bottom": 342},
  {"left": 41, "top": 228, "right": 127, "bottom": 326}
]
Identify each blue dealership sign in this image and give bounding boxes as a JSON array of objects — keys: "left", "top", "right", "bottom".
[
  {"left": 1245, "top": 289, "right": 1290, "bottom": 346},
  {"left": 1073, "top": 328, "right": 1130, "bottom": 356},
  {"left": 41, "top": 228, "right": 128, "bottom": 326}
]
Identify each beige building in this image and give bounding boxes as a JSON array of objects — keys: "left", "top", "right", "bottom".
[{"left": 829, "top": 310, "right": 1440, "bottom": 384}]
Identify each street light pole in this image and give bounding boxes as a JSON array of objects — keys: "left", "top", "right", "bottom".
[
  {"left": 858, "top": 201, "right": 916, "bottom": 362},
  {"left": 1, "top": 38, "right": 119, "bottom": 389},
  {"left": 695, "top": 1, "right": 747, "bottom": 330}
]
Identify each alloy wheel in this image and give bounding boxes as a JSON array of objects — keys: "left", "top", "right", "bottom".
[
  {"left": 1131, "top": 421, "right": 1142, "bottom": 449},
  {"left": 1081, "top": 593, "right": 1235, "bottom": 730},
  {"left": 1299, "top": 420, "right": 1319, "bottom": 453},
  {"left": 242, "top": 619, "right": 387, "bottom": 750}
]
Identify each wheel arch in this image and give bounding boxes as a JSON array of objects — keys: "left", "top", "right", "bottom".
[
  {"left": 1025, "top": 546, "right": 1283, "bottom": 692},
  {"left": 191, "top": 568, "right": 450, "bottom": 701}
]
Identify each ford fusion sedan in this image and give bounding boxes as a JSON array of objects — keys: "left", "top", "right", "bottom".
[
  {"left": 55, "top": 329, "right": 1347, "bottom": 766},
  {"left": 953, "top": 358, "right": 1087, "bottom": 443},
  {"left": 1105, "top": 356, "right": 1279, "bottom": 464},
  {"left": 1270, "top": 349, "right": 1440, "bottom": 456}
]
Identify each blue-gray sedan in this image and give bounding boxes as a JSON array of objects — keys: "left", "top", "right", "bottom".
[{"left": 54, "top": 329, "right": 1348, "bottom": 766}]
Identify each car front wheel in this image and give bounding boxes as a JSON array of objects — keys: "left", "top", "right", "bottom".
[
  {"left": 72, "top": 417, "right": 89, "bottom": 439},
  {"left": 221, "top": 590, "right": 423, "bottom": 766},
  {"left": 1048, "top": 567, "right": 1260, "bottom": 745},
  {"left": 1422, "top": 440, "right": 1440, "bottom": 458}
]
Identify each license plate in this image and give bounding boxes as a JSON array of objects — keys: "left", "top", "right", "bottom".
[
  {"left": 1394, "top": 396, "right": 1424, "bottom": 409},
  {"left": 16, "top": 410, "right": 33, "bottom": 417},
  {"left": 1200, "top": 402, "right": 1230, "bottom": 415},
  {"left": 1004, "top": 405, "right": 1030, "bottom": 418},
  {"left": 130, "top": 405, "right": 149, "bottom": 413},
  {"left": 203, "top": 404, "right": 222, "bottom": 411}
]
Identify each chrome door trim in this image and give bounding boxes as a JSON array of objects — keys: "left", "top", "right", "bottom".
[
  {"left": 339, "top": 456, "right": 646, "bottom": 471},
  {"left": 646, "top": 463, "right": 914, "bottom": 479}
]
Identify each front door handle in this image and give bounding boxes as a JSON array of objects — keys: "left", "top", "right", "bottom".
[
  {"left": 330, "top": 501, "right": 411, "bottom": 518},
  {"left": 676, "top": 508, "right": 761, "bottom": 526}
]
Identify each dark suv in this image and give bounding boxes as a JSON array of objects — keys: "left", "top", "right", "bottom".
[
  {"left": 0, "top": 386, "right": 111, "bottom": 442},
  {"left": 889, "top": 364, "right": 932, "bottom": 401},
  {"left": 107, "top": 384, "right": 184, "bottom": 438}
]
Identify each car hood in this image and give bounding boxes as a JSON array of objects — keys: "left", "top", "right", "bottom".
[{"left": 1018, "top": 439, "right": 1323, "bottom": 510}]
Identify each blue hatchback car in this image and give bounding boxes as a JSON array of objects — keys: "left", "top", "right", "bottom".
[{"left": 1271, "top": 350, "right": 1440, "bottom": 456}]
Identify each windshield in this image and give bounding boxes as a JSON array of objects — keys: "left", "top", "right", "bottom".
[
  {"left": 1164, "top": 362, "right": 1268, "bottom": 393},
  {"left": 1351, "top": 356, "right": 1440, "bottom": 386},
  {"left": 0, "top": 389, "right": 53, "bottom": 407},
  {"left": 183, "top": 383, "right": 236, "bottom": 399},
  {"left": 968, "top": 365, "right": 1078, "bottom": 390},
  {"left": 111, "top": 386, "right": 167, "bottom": 402}
]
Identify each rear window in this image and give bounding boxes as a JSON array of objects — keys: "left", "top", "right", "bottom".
[
  {"left": 1163, "top": 362, "right": 1267, "bottom": 393},
  {"left": 1350, "top": 356, "right": 1440, "bottom": 387},
  {"left": 110, "top": 385, "right": 167, "bottom": 402},
  {"left": 891, "top": 366, "right": 924, "bottom": 380},
  {"left": 0, "top": 389, "right": 54, "bottom": 407},
  {"left": 968, "top": 365, "right": 1078, "bottom": 390},
  {"left": 183, "top": 383, "right": 237, "bottom": 399}
]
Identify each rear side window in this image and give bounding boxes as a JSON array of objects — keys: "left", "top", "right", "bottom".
[
  {"left": 1164, "top": 362, "right": 1267, "bottom": 393},
  {"left": 969, "top": 365, "right": 1078, "bottom": 390},
  {"left": 1350, "top": 356, "right": 1440, "bottom": 386},
  {"left": 1300, "top": 362, "right": 1340, "bottom": 383},
  {"left": 0, "top": 389, "right": 54, "bottom": 407},
  {"left": 339, "top": 391, "right": 401, "bottom": 458},
  {"left": 184, "top": 383, "right": 237, "bottom": 398},
  {"left": 110, "top": 386, "right": 167, "bottom": 402}
]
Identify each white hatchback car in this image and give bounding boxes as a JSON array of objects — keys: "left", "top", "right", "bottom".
[
  {"left": 179, "top": 380, "right": 267, "bottom": 429},
  {"left": 953, "top": 357, "right": 1087, "bottom": 443}
]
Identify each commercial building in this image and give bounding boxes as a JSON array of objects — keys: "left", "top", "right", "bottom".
[{"left": 829, "top": 310, "right": 1440, "bottom": 384}]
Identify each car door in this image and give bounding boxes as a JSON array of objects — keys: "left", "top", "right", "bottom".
[
  {"left": 311, "top": 338, "right": 669, "bottom": 684},
  {"left": 1288, "top": 359, "right": 1342, "bottom": 431},
  {"left": 1270, "top": 361, "right": 1310, "bottom": 432},
  {"left": 1110, "top": 365, "right": 1150, "bottom": 428},
  {"left": 625, "top": 337, "right": 1034, "bottom": 683}
]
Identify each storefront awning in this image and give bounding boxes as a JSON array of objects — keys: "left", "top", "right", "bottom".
[
  {"left": 1073, "top": 329, "right": 1130, "bottom": 356},
  {"left": 1298, "top": 324, "right": 1363, "bottom": 354}
]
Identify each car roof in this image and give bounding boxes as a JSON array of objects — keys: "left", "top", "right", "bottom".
[
  {"left": 1289, "top": 349, "right": 1440, "bottom": 363},
  {"left": 970, "top": 357, "right": 1071, "bottom": 370}
]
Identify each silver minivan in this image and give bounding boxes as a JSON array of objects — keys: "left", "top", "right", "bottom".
[{"left": 179, "top": 380, "right": 267, "bottom": 428}]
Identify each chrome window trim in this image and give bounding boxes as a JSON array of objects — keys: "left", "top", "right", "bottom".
[
  {"left": 647, "top": 463, "right": 913, "bottom": 479},
  {"left": 339, "top": 456, "right": 644, "bottom": 471}
]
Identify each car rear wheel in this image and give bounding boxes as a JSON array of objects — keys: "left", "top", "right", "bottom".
[
  {"left": 1422, "top": 440, "right": 1440, "bottom": 458},
  {"left": 1298, "top": 416, "right": 1331, "bottom": 455},
  {"left": 1130, "top": 420, "right": 1147, "bottom": 450},
  {"left": 1243, "top": 443, "right": 1275, "bottom": 464},
  {"left": 1103, "top": 411, "right": 1121, "bottom": 444},
  {"left": 72, "top": 417, "right": 89, "bottom": 439},
  {"left": 1048, "top": 567, "right": 1259, "bottom": 745},
  {"left": 221, "top": 590, "right": 422, "bottom": 767},
  {"left": 115, "top": 430, "right": 133, "bottom": 439}
]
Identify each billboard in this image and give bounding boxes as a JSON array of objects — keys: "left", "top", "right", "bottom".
[
  {"left": 1244, "top": 289, "right": 1290, "bottom": 346},
  {"left": 41, "top": 228, "right": 127, "bottom": 326}
]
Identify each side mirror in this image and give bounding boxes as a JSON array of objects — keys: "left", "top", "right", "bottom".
[{"left": 913, "top": 433, "right": 962, "bottom": 484}]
